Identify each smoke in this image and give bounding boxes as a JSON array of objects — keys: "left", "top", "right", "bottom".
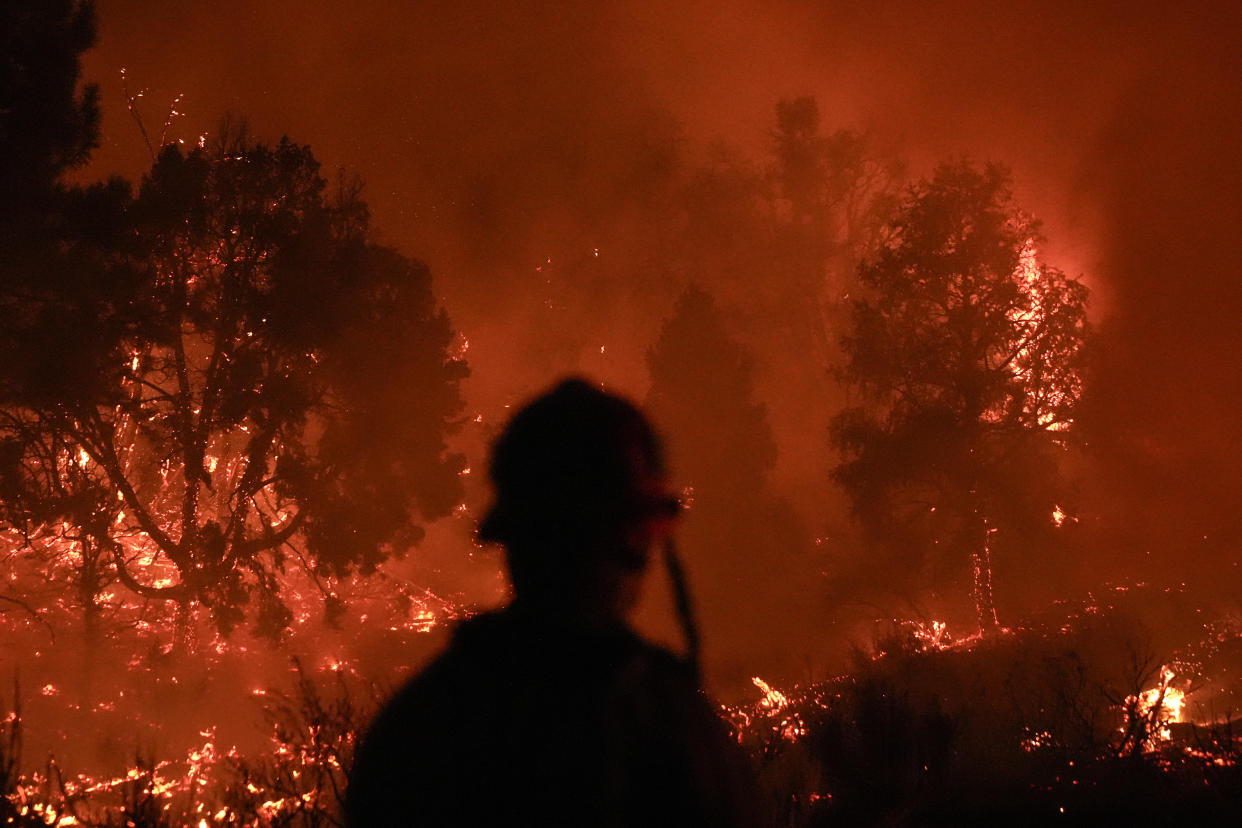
[
  {"left": 78, "top": 0, "right": 1242, "bottom": 675},
  {"left": 1073, "top": 10, "right": 1242, "bottom": 586}
]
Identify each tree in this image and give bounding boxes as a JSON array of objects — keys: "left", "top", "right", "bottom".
[
  {"left": 0, "top": 0, "right": 126, "bottom": 643},
  {"left": 0, "top": 133, "right": 468, "bottom": 642},
  {"left": 0, "top": 0, "right": 100, "bottom": 219},
  {"left": 646, "top": 285, "right": 817, "bottom": 680},
  {"left": 832, "top": 161, "right": 1088, "bottom": 631},
  {"left": 647, "top": 285, "right": 777, "bottom": 494},
  {"left": 766, "top": 96, "right": 904, "bottom": 372}
]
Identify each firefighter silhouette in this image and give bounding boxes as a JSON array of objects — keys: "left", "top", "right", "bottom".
[{"left": 347, "top": 378, "right": 763, "bottom": 827}]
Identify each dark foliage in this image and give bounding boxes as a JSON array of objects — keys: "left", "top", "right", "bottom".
[
  {"left": 0, "top": 131, "right": 468, "bottom": 638},
  {"left": 0, "top": 0, "right": 99, "bottom": 222},
  {"left": 646, "top": 285, "right": 817, "bottom": 681},
  {"left": 743, "top": 617, "right": 1242, "bottom": 827},
  {"left": 832, "top": 161, "right": 1089, "bottom": 629}
]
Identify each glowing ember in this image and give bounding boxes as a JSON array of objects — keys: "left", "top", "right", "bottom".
[
  {"left": 1021, "top": 729, "right": 1055, "bottom": 752},
  {"left": 1128, "top": 666, "right": 1186, "bottom": 745},
  {"left": 753, "top": 676, "right": 790, "bottom": 710},
  {"left": 911, "top": 620, "right": 952, "bottom": 651},
  {"left": 724, "top": 677, "right": 809, "bottom": 743}
]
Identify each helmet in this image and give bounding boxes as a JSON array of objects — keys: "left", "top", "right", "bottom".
[{"left": 477, "top": 378, "right": 679, "bottom": 546}]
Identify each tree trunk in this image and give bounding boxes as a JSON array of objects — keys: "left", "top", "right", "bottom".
[
  {"left": 970, "top": 517, "right": 1000, "bottom": 634},
  {"left": 77, "top": 537, "right": 103, "bottom": 703}
]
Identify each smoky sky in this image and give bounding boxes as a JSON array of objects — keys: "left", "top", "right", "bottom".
[{"left": 82, "top": 0, "right": 1242, "bottom": 583}]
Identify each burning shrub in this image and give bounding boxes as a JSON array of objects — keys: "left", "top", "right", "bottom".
[
  {"left": 219, "top": 659, "right": 374, "bottom": 827},
  {"left": 0, "top": 657, "right": 381, "bottom": 827},
  {"left": 721, "top": 603, "right": 1242, "bottom": 827}
]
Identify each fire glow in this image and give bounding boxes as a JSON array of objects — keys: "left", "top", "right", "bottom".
[
  {"left": 5, "top": 1, "right": 1242, "bottom": 822},
  {"left": 1128, "top": 667, "right": 1186, "bottom": 747}
]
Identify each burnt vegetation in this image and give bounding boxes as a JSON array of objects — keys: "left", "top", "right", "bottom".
[
  {"left": 2, "top": 2, "right": 1242, "bottom": 826},
  {"left": 739, "top": 622, "right": 1242, "bottom": 827}
]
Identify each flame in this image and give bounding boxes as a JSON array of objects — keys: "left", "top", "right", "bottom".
[
  {"left": 752, "top": 676, "right": 790, "bottom": 710},
  {"left": 733, "top": 676, "right": 807, "bottom": 742},
  {"left": 1126, "top": 666, "right": 1186, "bottom": 747},
  {"left": 912, "top": 620, "right": 952, "bottom": 650},
  {"left": 988, "top": 239, "right": 1078, "bottom": 431}
]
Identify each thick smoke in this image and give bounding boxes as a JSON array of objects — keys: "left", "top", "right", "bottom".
[{"left": 79, "top": 0, "right": 1242, "bottom": 681}]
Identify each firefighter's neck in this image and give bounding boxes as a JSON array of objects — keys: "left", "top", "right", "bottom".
[{"left": 508, "top": 555, "right": 645, "bottom": 629}]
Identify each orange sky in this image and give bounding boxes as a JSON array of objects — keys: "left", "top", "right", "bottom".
[{"left": 79, "top": 0, "right": 1242, "bottom": 592}]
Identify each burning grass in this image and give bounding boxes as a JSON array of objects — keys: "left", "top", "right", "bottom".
[
  {"left": 6, "top": 582, "right": 1242, "bottom": 826},
  {"left": 726, "top": 589, "right": 1242, "bottom": 826},
  {"left": 1, "top": 659, "right": 373, "bottom": 827}
]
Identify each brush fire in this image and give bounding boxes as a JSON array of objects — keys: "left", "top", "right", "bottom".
[{"left": 4, "top": 0, "right": 1242, "bottom": 825}]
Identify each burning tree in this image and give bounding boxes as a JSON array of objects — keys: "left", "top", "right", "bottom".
[
  {"left": 832, "top": 161, "right": 1088, "bottom": 632},
  {"left": 0, "top": 131, "right": 468, "bottom": 643}
]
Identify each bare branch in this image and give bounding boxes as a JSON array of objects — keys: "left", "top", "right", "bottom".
[{"left": 120, "top": 68, "right": 155, "bottom": 162}]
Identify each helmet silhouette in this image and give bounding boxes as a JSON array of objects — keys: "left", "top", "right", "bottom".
[{"left": 478, "top": 378, "right": 679, "bottom": 548}]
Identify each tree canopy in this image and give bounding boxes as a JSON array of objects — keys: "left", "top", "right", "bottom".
[
  {"left": 0, "top": 131, "right": 468, "bottom": 639},
  {"left": 0, "top": 0, "right": 99, "bottom": 211},
  {"left": 832, "top": 161, "right": 1089, "bottom": 630}
]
